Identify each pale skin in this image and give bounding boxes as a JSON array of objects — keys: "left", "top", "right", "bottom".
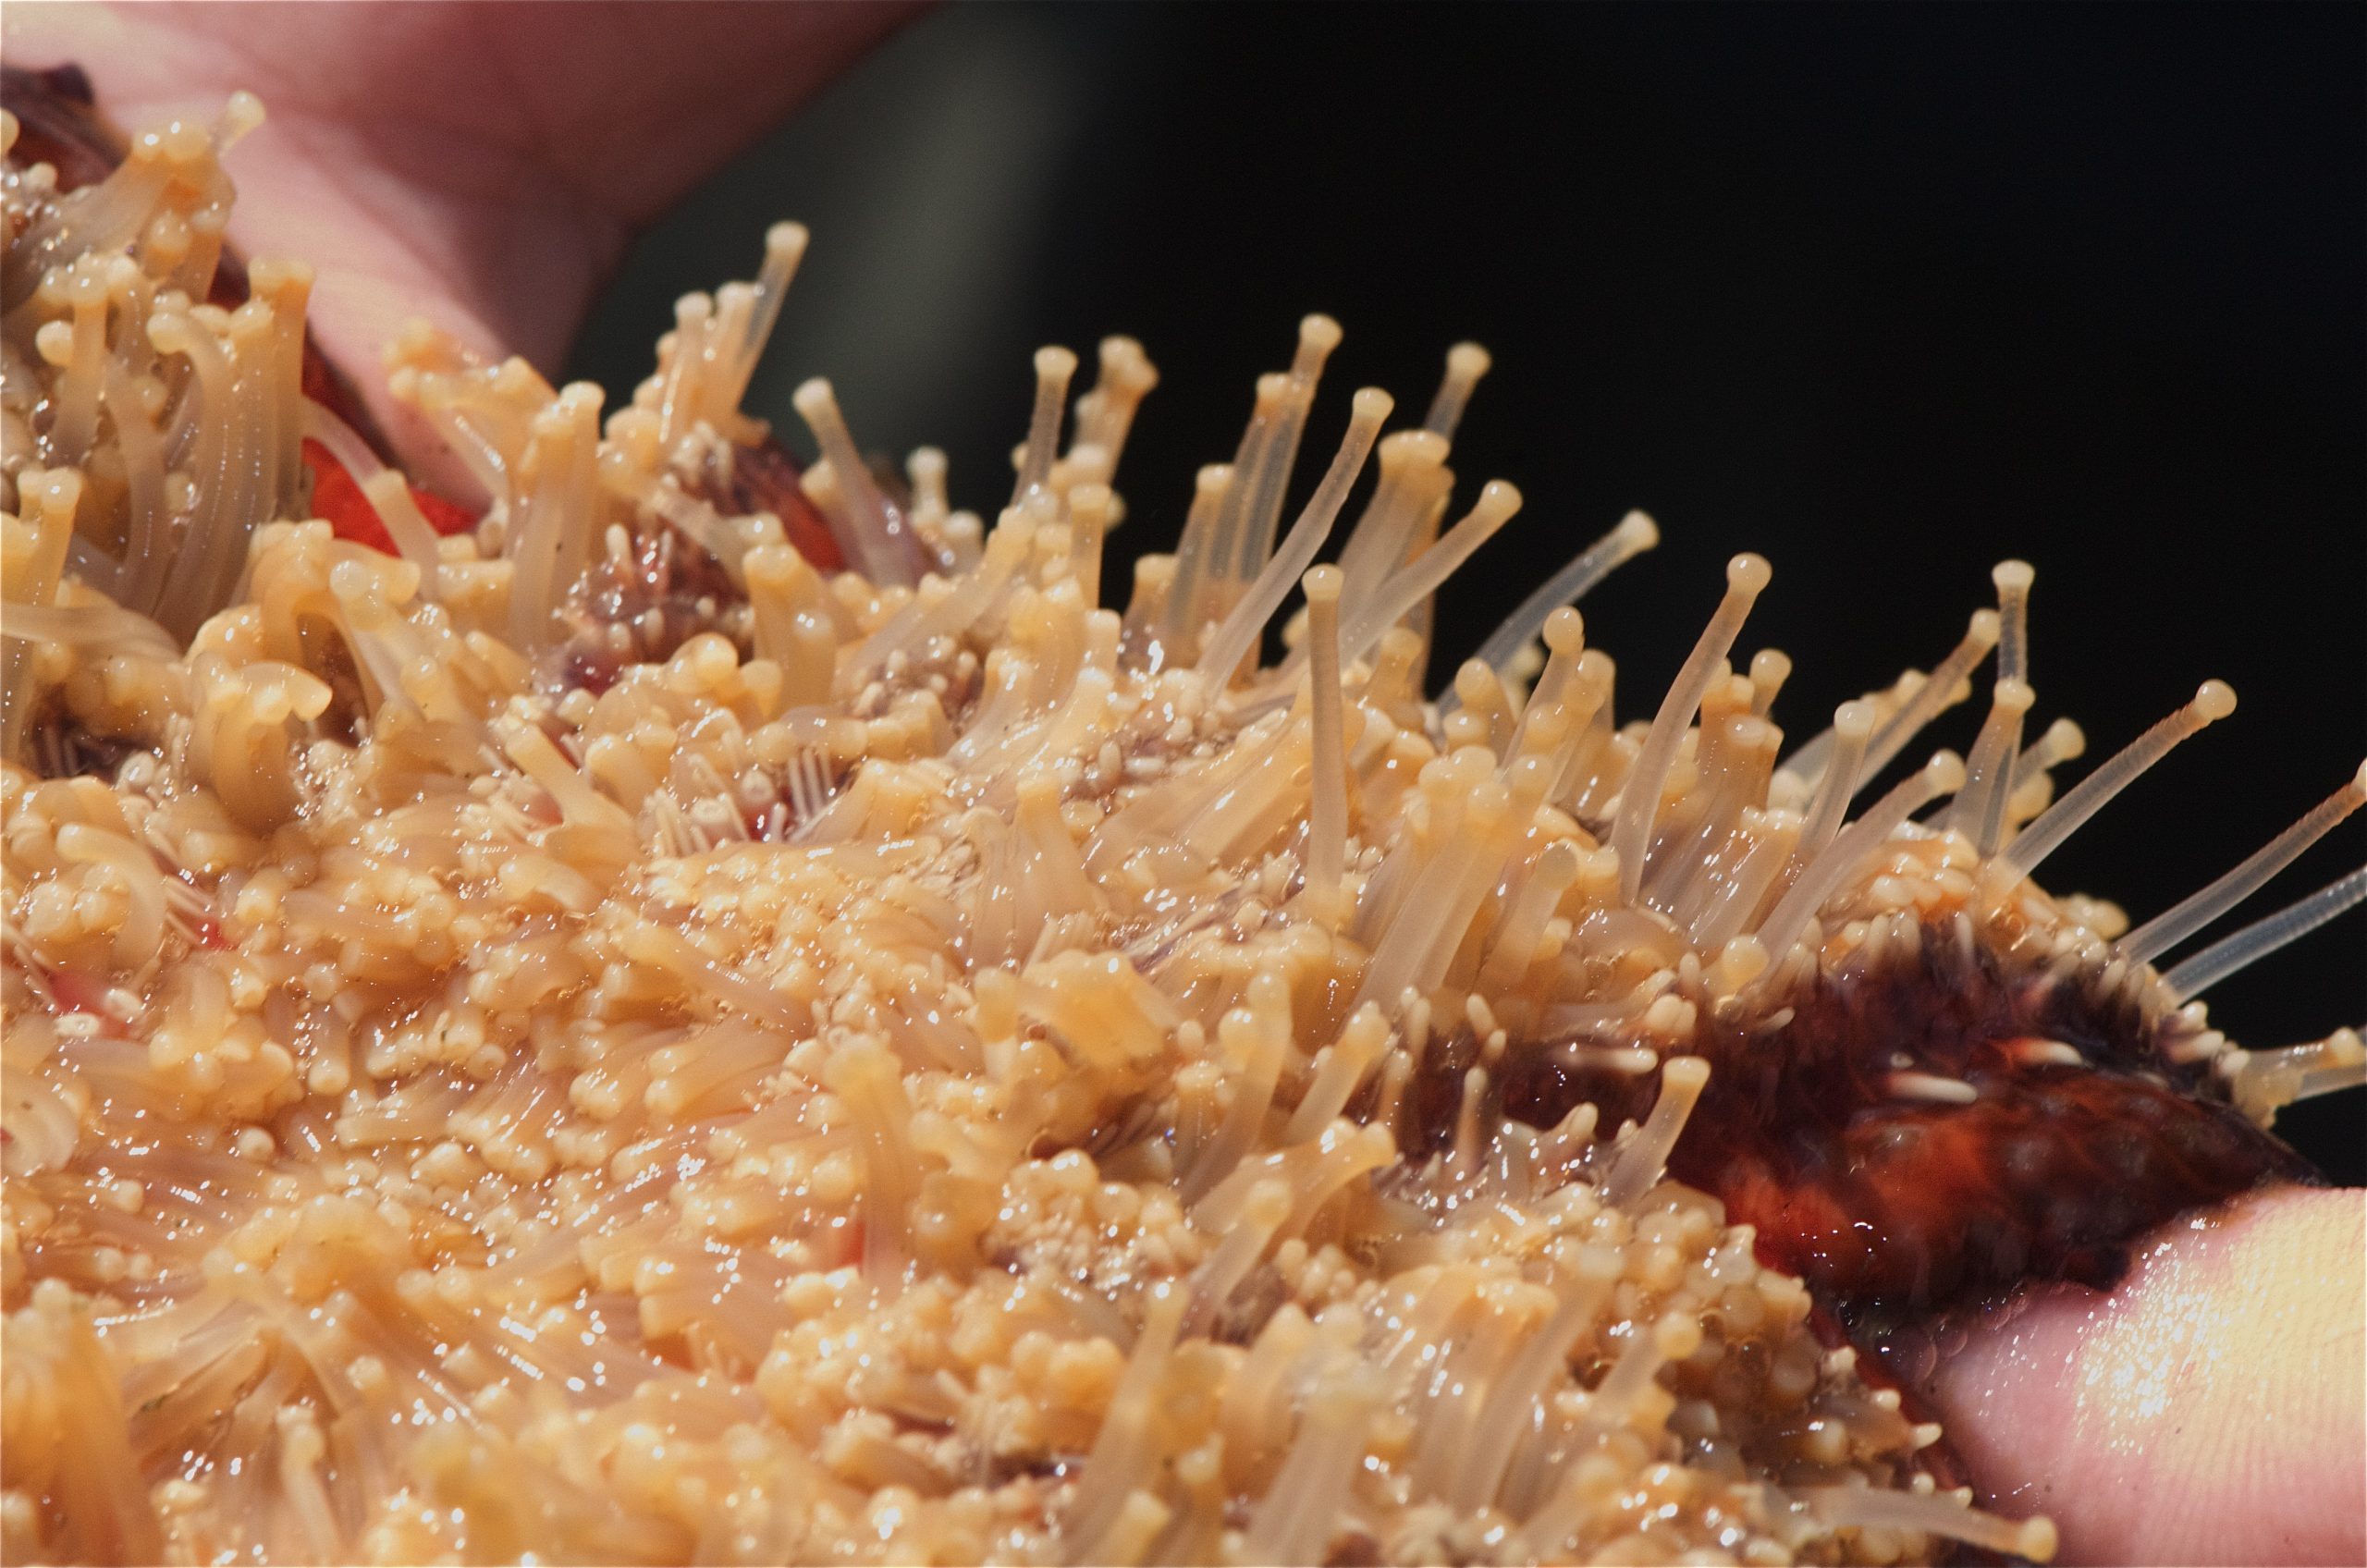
[
  {"left": 1923, "top": 1186, "right": 2363, "bottom": 1566},
  {"left": 8, "top": 0, "right": 914, "bottom": 496},
  {"left": 12, "top": 6, "right": 2366, "bottom": 1562}
]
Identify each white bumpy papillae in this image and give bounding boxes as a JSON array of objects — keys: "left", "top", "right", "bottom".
[{"left": 6, "top": 88, "right": 2357, "bottom": 1568}]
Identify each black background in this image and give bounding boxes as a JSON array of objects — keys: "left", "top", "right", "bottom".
[{"left": 571, "top": 4, "right": 2365, "bottom": 1183}]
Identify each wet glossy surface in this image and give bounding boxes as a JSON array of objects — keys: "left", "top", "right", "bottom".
[{"left": 1460, "top": 921, "right": 2321, "bottom": 1322}]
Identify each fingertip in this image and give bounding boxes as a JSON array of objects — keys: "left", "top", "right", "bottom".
[{"left": 1921, "top": 1186, "right": 2365, "bottom": 1565}]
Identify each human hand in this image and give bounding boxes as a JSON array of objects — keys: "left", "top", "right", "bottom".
[
  {"left": 10, "top": 9, "right": 2361, "bottom": 1564},
  {"left": 8, "top": 0, "right": 911, "bottom": 495},
  {"left": 1915, "top": 1185, "right": 2365, "bottom": 1565}
]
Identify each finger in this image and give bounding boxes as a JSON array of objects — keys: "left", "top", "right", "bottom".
[
  {"left": 8, "top": 1, "right": 914, "bottom": 488},
  {"left": 1917, "top": 1185, "right": 2365, "bottom": 1565}
]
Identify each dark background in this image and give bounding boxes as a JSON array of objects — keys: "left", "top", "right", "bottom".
[{"left": 571, "top": 4, "right": 2366, "bottom": 1182}]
